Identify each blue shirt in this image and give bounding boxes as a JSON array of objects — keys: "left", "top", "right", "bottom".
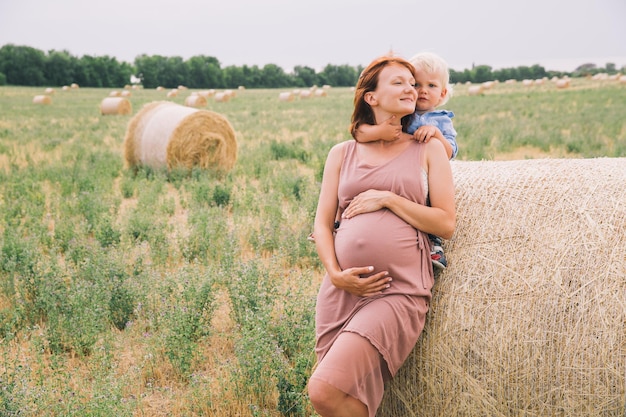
[{"left": 407, "top": 110, "right": 458, "bottom": 159}]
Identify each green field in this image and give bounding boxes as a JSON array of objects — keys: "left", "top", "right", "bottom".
[{"left": 0, "top": 79, "right": 625, "bottom": 416}]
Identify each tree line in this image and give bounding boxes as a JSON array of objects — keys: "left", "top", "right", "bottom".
[{"left": 0, "top": 44, "right": 622, "bottom": 89}]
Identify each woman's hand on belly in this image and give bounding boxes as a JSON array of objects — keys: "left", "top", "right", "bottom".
[
  {"left": 342, "top": 189, "right": 391, "bottom": 220},
  {"left": 329, "top": 266, "right": 392, "bottom": 297}
]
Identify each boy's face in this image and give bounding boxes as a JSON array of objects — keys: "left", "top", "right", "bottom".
[{"left": 413, "top": 68, "right": 447, "bottom": 113}]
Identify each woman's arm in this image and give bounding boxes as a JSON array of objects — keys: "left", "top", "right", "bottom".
[{"left": 341, "top": 139, "right": 456, "bottom": 239}]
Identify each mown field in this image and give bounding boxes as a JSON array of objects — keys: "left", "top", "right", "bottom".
[{"left": 0, "top": 78, "right": 625, "bottom": 417}]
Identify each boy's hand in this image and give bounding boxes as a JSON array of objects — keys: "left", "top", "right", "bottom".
[
  {"left": 413, "top": 125, "right": 441, "bottom": 143},
  {"left": 379, "top": 115, "right": 402, "bottom": 141}
]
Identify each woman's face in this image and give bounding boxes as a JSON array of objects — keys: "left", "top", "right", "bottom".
[{"left": 366, "top": 63, "right": 417, "bottom": 121}]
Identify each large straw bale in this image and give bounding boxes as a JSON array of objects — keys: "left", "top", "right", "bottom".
[
  {"left": 33, "top": 95, "right": 52, "bottom": 104},
  {"left": 379, "top": 158, "right": 626, "bottom": 417},
  {"left": 123, "top": 101, "right": 237, "bottom": 172},
  {"left": 100, "top": 97, "right": 132, "bottom": 115}
]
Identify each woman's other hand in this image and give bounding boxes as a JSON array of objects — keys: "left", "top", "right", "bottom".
[{"left": 329, "top": 266, "right": 392, "bottom": 297}]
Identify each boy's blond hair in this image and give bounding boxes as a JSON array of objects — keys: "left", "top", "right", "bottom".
[{"left": 409, "top": 51, "right": 453, "bottom": 106}]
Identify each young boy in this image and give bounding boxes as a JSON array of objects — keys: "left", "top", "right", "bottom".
[{"left": 353, "top": 51, "right": 458, "bottom": 270}]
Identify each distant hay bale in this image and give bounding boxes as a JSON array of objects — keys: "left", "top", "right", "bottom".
[
  {"left": 555, "top": 78, "right": 571, "bottom": 89},
  {"left": 109, "top": 90, "right": 122, "bottom": 97},
  {"left": 33, "top": 95, "right": 52, "bottom": 105},
  {"left": 198, "top": 90, "right": 216, "bottom": 98},
  {"left": 70, "top": 83, "right": 79, "bottom": 89},
  {"left": 378, "top": 158, "right": 626, "bottom": 417},
  {"left": 100, "top": 97, "right": 132, "bottom": 115},
  {"left": 123, "top": 101, "right": 237, "bottom": 172},
  {"left": 44, "top": 87, "right": 55, "bottom": 95},
  {"left": 467, "top": 85, "right": 484, "bottom": 96},
  {"left": 121, "top": 90, "right": 131, "bottom": 97},
  {"left": 214, "top": 92, "right": 229, "bottom": 102},
  {"left": 167, "top": 89, "right": 178, "bottom": 98},
  {"left": 279, "top": 92, "right": 295, "bottom": 102},
  {"left": 184, "top": 94, "right": 207, "bottom": 108}
]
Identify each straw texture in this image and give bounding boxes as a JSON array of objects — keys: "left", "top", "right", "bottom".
[
  {"left": 378, "top": 158, "right": 626, "bottom": 417},
  {"left": 123, "top": 101, "right": 237, "bottom": 172}
]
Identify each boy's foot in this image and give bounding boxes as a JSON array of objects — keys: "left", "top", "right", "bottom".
[{"left": 431, "top": 240, "right": 447, "bottom": 270}]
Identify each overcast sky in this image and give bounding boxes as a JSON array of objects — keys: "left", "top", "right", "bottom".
[{"left": 1, "top": 0, "right": 625, "bottom": 73}]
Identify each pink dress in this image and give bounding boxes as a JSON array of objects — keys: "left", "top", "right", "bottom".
[{"left": 311, "top": 140, "right": 433, "bottom": 416}]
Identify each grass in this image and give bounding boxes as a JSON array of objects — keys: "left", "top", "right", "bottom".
[{"left": 0, "top": 79, "right": 624, "bottom": 416}]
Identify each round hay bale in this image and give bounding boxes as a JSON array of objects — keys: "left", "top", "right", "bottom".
[
  {"left": 44, "top": 87, "right": 55, "bottom": 95},
  {"left": 123, "top": 101, "right": 237, "bottom": 172},
  {"left": 279, "top": 91, "right": 294, "bottom": 102},
  {"left": 184, "top": 94, "right": 207, "bottom": 108},
  {"left": 214, "top": 92, "right": 229, "bottom": 102},
  {"left": 379, "top": 158, "right": 626, "bottom": 417},
  {"left": 556, "top": 78, "right": 571, "bottom": 89},
  {"left": 33, "top": 95, "right": 52, "bottom": 104},
  {"left": 100, "top": 97, "right": 132, "bottom": 115},
  {"left": 198, "top": 90, "right": 216, "bottom": 98},
  {"left": 123, "top": 101, "right": 164, "bottom": 168}
]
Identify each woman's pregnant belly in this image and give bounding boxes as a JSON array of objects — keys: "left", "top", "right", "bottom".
[{"left": 334, "top": 209, "right": 418, "bottom": 276}]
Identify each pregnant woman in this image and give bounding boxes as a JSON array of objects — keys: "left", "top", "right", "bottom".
[{"left": 308, "top": 55, "right": 456, "bottom": 417}]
